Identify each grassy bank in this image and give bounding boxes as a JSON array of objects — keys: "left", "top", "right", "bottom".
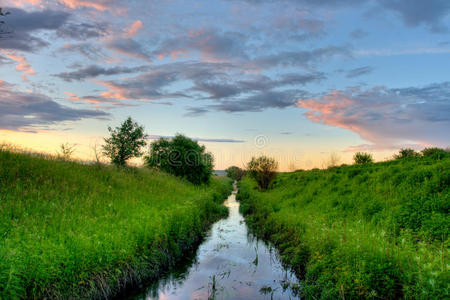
[
  {"left": 238, "top": 156, "right": 449, "bottom": 299},
  {"left": 0, "top": 150, "right": 232, "bottom": 299}
]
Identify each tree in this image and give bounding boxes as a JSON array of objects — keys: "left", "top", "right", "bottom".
[
  {"left": 145, "top": 134, "right": 213, "bottom": 184},
  {"left": 247, "top": 156, "right": 278, "bottom": 190},
  {"left": 394, "top": 148, "right": 419, "bottom": 159},
  {"left": 225, "top": 166, "right": 245, "bottom": 181},
  {"left": 353, "top": 152, "right": 373, "bottom": 164},
  {"left": 102, "top": 117, "right": 147, "bottom": 167},
  {"left": 421, "top": 147, "right": 449, "bottom": 159}
]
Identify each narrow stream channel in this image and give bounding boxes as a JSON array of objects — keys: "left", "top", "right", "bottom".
[{"left": 131, "top": 183, "right": 300, "bottom": 299}]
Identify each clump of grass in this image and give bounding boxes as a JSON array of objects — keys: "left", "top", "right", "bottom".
[
  {"left": 0, "top": 149, "right": 232, "bottom": 299},
  {"left": 238, "top": 155, "right": 449, "bottom": 299}
]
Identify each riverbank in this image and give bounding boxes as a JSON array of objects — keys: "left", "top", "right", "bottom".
[
  {"left": 238, "top": 156, "right": 449, "bottom": 299},
  {"left": 131, "top": 181, "right": 300, "bottom": 299},
  {"left": 0, "top": 150, "right": 232, "bottom": 299}
]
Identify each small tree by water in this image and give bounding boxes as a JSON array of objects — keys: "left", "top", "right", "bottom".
[
  {"left": 247, "top": 156, "right": 278, "bottom": 190},
  {"left": 102, "top": 117, "right": 147, "bottom": 167}
]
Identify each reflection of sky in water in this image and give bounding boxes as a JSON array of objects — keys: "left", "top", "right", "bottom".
[{"left": 131, "top": 187, "right": 299, "bottom": 300}]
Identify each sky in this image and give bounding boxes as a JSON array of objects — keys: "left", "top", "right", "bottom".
[{"left": 0, "top": 0, "right": 449, "bottom": 170}]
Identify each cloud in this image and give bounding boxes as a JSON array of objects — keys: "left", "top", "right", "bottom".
[
  {"left": 124, "top": 20, "right": 143, "bottom": 38},
  {"left": 57, "top": 0, "right": 123, "bottom": 12},
  {"left": 54, "top": 65, "right": 150, "bottom": 81},
  {"left": 346, "top": 66, "right": 373, "bottom": 78},
  {"left": 0, "top": 80, "right": 108, "bottom": 131},
  {"left": 59, "top": 42, "right": 109, "bottom": 60},
  {"left": 211, "top": 89, "right": 307, "bottom": 112},
  {"left": 75, "top": 60, "right": 322, "bottom": 113},
  {"left": 250, "top": 46, "right": 350, "bottom": 69},
  {"left": 0, "top": 50, "right": 36, "bottom": 80},
  {"left": 154, "top": 29, "right": 249, "bottom": 62},
  {"left": 297, "top": 82, "right": 450, "bottom": 150},
  {"left": 192, "top": 72, "right": 325, "bottom": 99},
  {"left": 0, "top": 7, "right": 69, "bottom": 52},
  {"left": 240, "top": 0, "right": 450, "bottom": 32},
  {"left": 57, "top": 22, "right": 107, "bottom": 40},
  {"left": 349, "top": 29, "right": 368, "bottom": 39},
  {"left": 378, "top": 0, "right": 450, "bottom": 33}
]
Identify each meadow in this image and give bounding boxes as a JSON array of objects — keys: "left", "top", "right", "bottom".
[
  {"left": 0, "top": 149, "right": 232, "bottom": 299},
  {"left": 238, "top": 155, "right": 449, "bottom": 299}
]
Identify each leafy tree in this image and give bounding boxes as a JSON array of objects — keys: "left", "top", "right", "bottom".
[
  {"left": 225, "top": 166, "right": 245, "bottom": 181},
  {"left": 102, "top": 117, "right": 147, "bottom": 167},
  {"left": 145, "top": 134, "right": 213, "bottom": 184},
  {"left": 421, "top": 147, "right": 449, "bottom": 159},
  {"left": 247, "top": 156, "right": 278, "bottom": 190},
  {"left": 395, "top": 148, "right": 419, "bottom": 159},
  {"left": 353, "top": 152, "right": 373, "bottom": 164}
]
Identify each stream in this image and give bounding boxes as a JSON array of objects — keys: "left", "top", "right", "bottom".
[{"left": 130, "top": 183, "right": 300, "bottom": 300}]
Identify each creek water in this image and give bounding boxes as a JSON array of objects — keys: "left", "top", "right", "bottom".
[{"left": 130, "top": 183, "right": 300, "bottom": 300}]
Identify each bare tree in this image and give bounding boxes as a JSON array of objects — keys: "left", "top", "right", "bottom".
[
  {"left": 91, "top": 143, "right": 103, "bottom": 166},
  {"left": 58, "top": 143, "right": 76, "bottom": 160}
]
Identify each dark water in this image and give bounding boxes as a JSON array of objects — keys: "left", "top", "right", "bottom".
[{"left": 131, "top": 184, "right": 300, "bottom": 300}]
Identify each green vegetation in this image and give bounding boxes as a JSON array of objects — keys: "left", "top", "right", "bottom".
[
  {"left": 247, "top": 156, "right": 278, "bottom": 190},
  {"left": 395, "top": 148, "right": 420, "bottom": 159},
  {"left": 422, "top": 147, "right": 449, "bottom": 159},
  {"left": 238, "top": 155, "right": 449, "bottom": 299},
  {"left": 353, "top": 152, "right": 374, "bottom": 164},
  {"left": 225, "top": 166, "right": 245, "bottom": 181},
  {"left": 0, "top": 150, "right": 232, "bottom": 299},
  {"left": 145, "top": 134, "right": 214, "bottom": 185},
  {"left": 103, "top": 117, "right": 147, "bottom": 167}
]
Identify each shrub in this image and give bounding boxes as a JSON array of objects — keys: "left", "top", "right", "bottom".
[
  {"left": 57, "top": 143, "right": 76, "bottom": 160},
  {"left": 225, "top": 166, "right": 245, "bottom": 181},
  {"left": 395, "top": 148, "right": 419, "bottom": 159},
  {"left": 145, "top": 134, "right": 213, "bottom": 184},
  {"left": 102, "top": 117, "right": 147, "bottom": 167},
  {"left": 421, "top": 147, "right": 449, "bottom": 159},
  {"left": 353, "top": 152, "right": 373, "bottom": 164},
  {"left": 247, "top": 156, "right": 278, "bottom": 190}
]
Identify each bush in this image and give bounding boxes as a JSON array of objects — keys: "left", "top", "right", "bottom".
[
  {"left": 225, "top": 166, "right": 245, "bottom": 181},
  {"left": 353, "top": 152, "right": 373, "bottom": 164},
  {"left": 145, "top": 134, "right": 213, "bottom": 184},
  {"left": 421, "top": 147, "right": 449, "bottom": 159},
  {"left": 247, "top": 156, "right": 278, "bottom": 190},
  {"left": 102, "top": 117, "right": 147, "bottom": 167},
  {"left": 395, "top": 148, "right": 419, "bottom": 159}
]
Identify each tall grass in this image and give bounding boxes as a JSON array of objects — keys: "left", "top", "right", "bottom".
[
  {"left": 238, "top": 156, "right": 449, "bottom": 299},
  {"left": 0, "top": 149, "right": 232, "bottom": 299}
]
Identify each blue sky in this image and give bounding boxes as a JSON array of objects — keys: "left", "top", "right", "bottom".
[{"left": 0, "top": 0, "right": 449, "bottom": 170}]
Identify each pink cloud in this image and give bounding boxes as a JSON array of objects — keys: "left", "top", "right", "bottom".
[
  {"left": 1, "top": 51, "right": 36, "bottom": 81},
  {"left": 124, "top": 20, "right": 143, "bottom": 38},
  {"left": 297, "top": 84, "right": 450, "bottom": 151}
]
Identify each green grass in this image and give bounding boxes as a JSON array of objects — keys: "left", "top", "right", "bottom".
[
  {"left": 238, "top": 156, "right": 449, "bottom": 299},
  {"left": 0, "top": 150, "right": 232, "bottom": 299}
]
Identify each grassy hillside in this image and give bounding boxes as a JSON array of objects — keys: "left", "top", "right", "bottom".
[
  {"left": 238, "top": 156, "right": 449, "bottom": 299},
  {"left": 0, "top": 150, "right": 232, "bottom": 299}
]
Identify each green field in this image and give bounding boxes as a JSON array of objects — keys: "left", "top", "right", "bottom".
[
  {"left": 0, "top": 150, "right": 232, "bottom": 299},
  {"left": 238, "top": 156, "right": 449, "bottom": 299}
]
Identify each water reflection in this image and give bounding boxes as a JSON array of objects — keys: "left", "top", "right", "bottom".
[{"left": 131, "top": 185, "right": 300, "bottom": 299}]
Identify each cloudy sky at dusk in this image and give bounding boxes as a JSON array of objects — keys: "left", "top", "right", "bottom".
[{"left": 1, "top": 0, "right": 449, "bottom": 170}]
